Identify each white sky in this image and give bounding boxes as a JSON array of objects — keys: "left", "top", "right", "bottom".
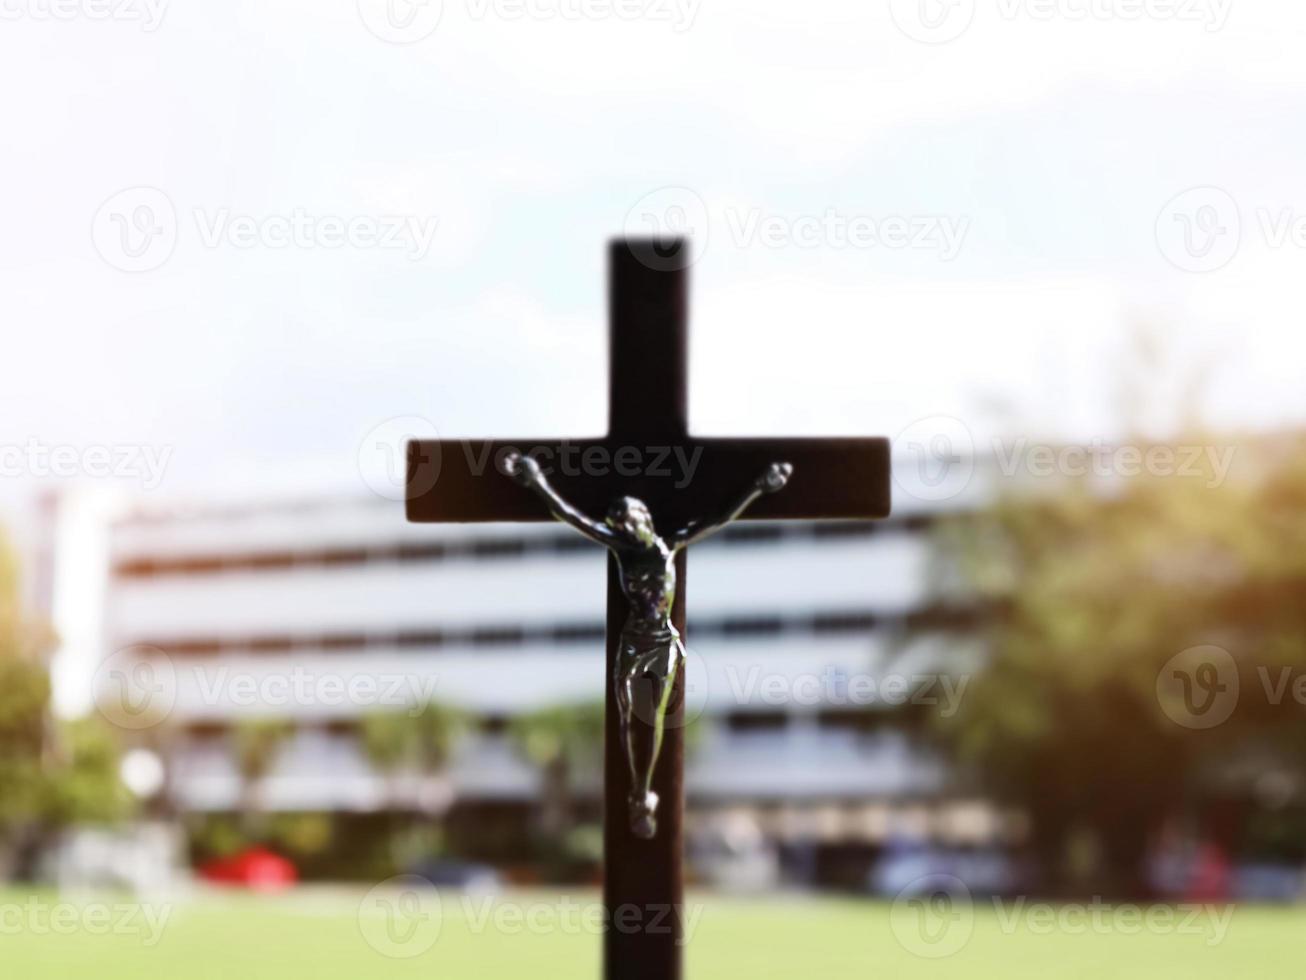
[{"left": 3, "top": 0, "right": 1306, "bottom": 523}]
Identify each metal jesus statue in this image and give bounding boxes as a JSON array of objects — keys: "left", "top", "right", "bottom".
[{"left": 502, "top": 451, "right": 793, "bottom": 838}]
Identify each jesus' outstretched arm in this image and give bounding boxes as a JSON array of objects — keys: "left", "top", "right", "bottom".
[
  {"left": 501, "top": 451, "right": 617, "bottom": 546},
  {"left": 671, "top": 462, "right": 792, "bottom": 549}
]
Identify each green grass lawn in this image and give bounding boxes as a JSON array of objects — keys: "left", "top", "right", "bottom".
[{"left": 0, "top": 886, "right": 1299, "bottom": 978}]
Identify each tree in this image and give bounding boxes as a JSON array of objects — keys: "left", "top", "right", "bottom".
[
  {"left": 0, "top": 529, "right": 129, "bottom": 878},
  {"left": 360, "top": 702, "right": 467, "bottom": 792},
  {"left": 510, "top": 702, "right": 604, "bottom": 839},
  {"left": 359, "top": 704, "right": 467, "bottom": 872},
  {"left": 232, "top": 717, "right": 295, "bottom": 837},
  {"left": 931, "top": 432, "right": 1306, "bottom": 894}
]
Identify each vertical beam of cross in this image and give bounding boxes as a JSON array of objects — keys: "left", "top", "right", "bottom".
[
  {"left": 603, "top": 241, "right": 688, "bottom": 980},
  {"left": 404, "top": 238, "right": 892, "bottom": 980}
]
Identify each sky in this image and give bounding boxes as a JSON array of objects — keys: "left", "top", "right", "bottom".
[{"left": 2, "top": 0, "right": 1306, "bottom": 527}]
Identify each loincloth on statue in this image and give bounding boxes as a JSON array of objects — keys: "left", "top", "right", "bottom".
[{"left": 616, "top": 626, "right": 685, "bottom": 674}]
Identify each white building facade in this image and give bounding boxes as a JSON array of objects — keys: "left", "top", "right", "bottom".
[{"left": 88, "top": 487, "right": 987, "bottom": 861}]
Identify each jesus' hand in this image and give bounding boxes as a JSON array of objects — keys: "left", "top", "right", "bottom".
[
  {"left": 501, "top": 451, "right": 543, "bottom": 487},
  {"left": 756, "top": 462, "right": 793, "bottom": 493}
]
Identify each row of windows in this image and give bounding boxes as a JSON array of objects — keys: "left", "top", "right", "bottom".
[
  {"left": 128, "top": 604, "right": 984, "bottom": 657},
  {"left": 112, "top": 515, "right": 937, "bottom": 580},
  {"left": 179, "top": 708, "right": 922, "bottom": 741}
]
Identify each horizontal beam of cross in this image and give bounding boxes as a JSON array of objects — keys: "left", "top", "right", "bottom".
[{"left": 405, "top": 436, "right": 890, "bottom": 530}]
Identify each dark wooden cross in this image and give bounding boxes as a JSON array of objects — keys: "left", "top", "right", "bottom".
[{"left": 405, "top": 239, "right": 889, "bottom": 980}]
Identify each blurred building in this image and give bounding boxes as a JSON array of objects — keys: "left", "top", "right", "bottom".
[{"left": 84, "top": 486, "right": 991, "bottom": 882}]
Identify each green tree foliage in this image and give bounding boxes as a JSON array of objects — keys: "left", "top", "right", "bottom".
[
  {"left": 232, "top": 717, "right": 295, "bottom": 836},
  {"left": 510, "top": 702, "right": 604, "bottom": 841},
  {"left": 360, "top": 702, "right": 467, "bottom": 779},
  {"left": 0, "top": 530, "right": 129, "bottom": 875},
  {"left": 359, "top": 704, "right": 467, "bottom": 872},
  {"left": 933, "top": 434, "right": 1306, "bottom": 892}
]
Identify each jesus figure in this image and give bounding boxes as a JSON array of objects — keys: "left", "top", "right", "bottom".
[{"left": 501, "top": 451, "right": 792, "bottom": 838}]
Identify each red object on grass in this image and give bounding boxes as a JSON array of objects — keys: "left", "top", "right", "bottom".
[{"left": 199, "top": 847, "right": 298, "bottom": 891}]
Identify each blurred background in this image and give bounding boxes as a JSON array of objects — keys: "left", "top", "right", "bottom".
[{"left": 2, "top": 1, "right": 1306, "bottom": 975}]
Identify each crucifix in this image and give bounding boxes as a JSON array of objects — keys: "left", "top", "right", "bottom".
[{"left": 405, "top": 239, "right": 890, "bottom": 980}]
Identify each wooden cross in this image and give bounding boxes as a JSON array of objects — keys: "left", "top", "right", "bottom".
[{"left": 405, "top": 239, "right": 890, "bottom": 980}]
